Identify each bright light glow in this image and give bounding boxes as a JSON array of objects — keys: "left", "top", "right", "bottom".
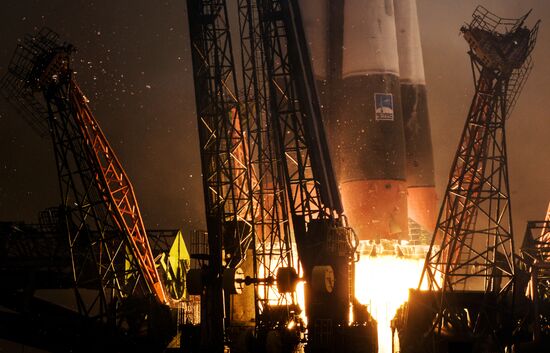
[
  {"left": 296, "top": 279, "right": 307, "bottom": 325},
  {"left": 355, "top": 253, "right": 425, "bottom": 353},
  {"left": 257, "top": 242, "right": 307, "bottom": 324}
]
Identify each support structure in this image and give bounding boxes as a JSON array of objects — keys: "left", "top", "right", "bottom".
[
  {"left": 187, "top": 0, "right": 377, "bottom": 351},
  {"left": 0, "top": 28, "right": 169, "bottom": 335},
  {"left": 0, "top": 215, "right": 182, "bottom": 352},
  {"left": 237, "top": 0, "right": 299, "bottom": 333},
  {"left": 517, "top": 203, "right": 550, "bottom": 349},
  {"left": 522, "top": 203, "right": 550, "bottom": 264},
  {"left": 256, "top": 1, "right": 376, "bottom": 352},
  {"left": 186, "top": 1, "right": 255, "bottom": 351},
  {"left": 418, "top": 6, "right": 539, "bottom": 352}
]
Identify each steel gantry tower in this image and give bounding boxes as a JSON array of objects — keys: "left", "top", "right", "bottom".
[
  {"left": 237, "top": 0, "right": 300, "bottom": 332},
  {"left": 186, "top": 1, "right": 256, "bottom": 351},
  {"left": 0, "top": 28, "right": 171, "bottom": 344},
  {"left": 187, "top": 0, "right": 378, "bottom": 352},
  {"left": 418, "top": 6, "right": 539, "bottom": 352},
  {"left": 517, "top": 202, "right": 550, "bottom": 349},
  {"left": 255, "top": 1, "right": 376, "bottom": 352}
]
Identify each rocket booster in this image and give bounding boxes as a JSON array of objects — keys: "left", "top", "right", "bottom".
[
  {"left": 301, "top": 0, "right": 409, "bottom": 241},
  {"left": 300, "top": 0, "right": 436, "bottom": 241},
  {"left": 337, "top": 0, "right": 408, "bottom": 241},
  {"left": 394, "top": 0, "right": 437, "bottom": 233}
]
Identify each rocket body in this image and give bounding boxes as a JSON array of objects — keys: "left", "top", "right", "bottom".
[
  {"left": 335, "top": 0, "right": 409, "bottom": 241},
  {"left": 300, "top": 0, "right": 410, "bottom": 241},
  {"left": 300, "top": 0, "right": 435, "bottom": 241}
]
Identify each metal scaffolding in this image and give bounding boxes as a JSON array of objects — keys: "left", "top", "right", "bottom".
[
  {"left": 0, "top": 28, "right": 168, "bottom": 333},
  {"left": 186, "top": 0, "right": 255, "bottom": 350},
  {"left": 237, "top": 0, "right": 298, "bottom": 330},
  {"left": 419, "top": 6, "right": 539, "bottom": 351}
]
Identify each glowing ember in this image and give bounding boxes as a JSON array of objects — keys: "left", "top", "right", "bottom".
[{"left": 355, "top": 252, "right": 425, "bottom": 353}]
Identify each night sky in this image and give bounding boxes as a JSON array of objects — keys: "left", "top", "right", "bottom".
[{"left": 0, "top": 0, "right": 549, "bottom": 242}]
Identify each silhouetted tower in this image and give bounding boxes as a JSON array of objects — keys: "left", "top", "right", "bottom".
[
  {"left": 256, "top": 0, "right": 377, "bottom": 351},
  {"left": 186, "top": 1, "right": 255, "bottom": 351},
  {"left": 237, "top": 0, "right": 300, "bottom": 332},
  {"left": 518, "top": 202, "right": 550, "bottom": 349},
  {"left": 522, "top": 202, "right": 550, "bottom": 263},
  {"left": 419, "top": 6, "right": 539, "bottom": 350},
  {"left": 187, "top": 1, "right": 377, "bottom": 351},
  {"left": 0, "top": 29, "right": 167, "bottom": 329}
]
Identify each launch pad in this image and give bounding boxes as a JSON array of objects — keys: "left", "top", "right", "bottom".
[{"left": 0, "top": 2, "right": 547, "bottom": 353}]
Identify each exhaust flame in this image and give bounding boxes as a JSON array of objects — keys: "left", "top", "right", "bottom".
[{"left": 355, "top": 247, "right": 425, "bottom": 353}]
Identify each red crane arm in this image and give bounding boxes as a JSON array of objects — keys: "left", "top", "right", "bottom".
[{"left": 68, "top": 81, "right": 168, "bottom": 304}]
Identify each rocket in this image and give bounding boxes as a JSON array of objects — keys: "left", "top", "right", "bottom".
[
  {"left": 301, "top": 0, "right": 408, "bottom": 241},
  {"left": 299, "top": 0, "right": 435, "bottom": 241},
  {"left": 336, "top": 0, "right": 408, "bottom": 242}
]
